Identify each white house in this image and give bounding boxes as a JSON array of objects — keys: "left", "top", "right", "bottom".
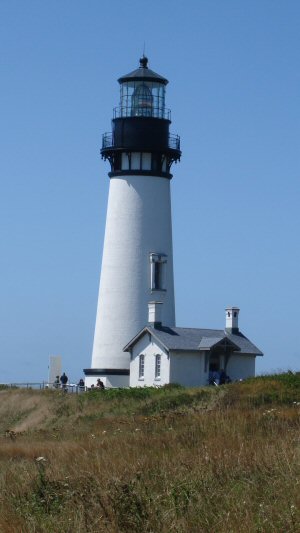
[{"left": 124, "top": 302, "right": 263, "bottom": 387}]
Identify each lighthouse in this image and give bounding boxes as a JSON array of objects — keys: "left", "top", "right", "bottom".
[{"left": 84, "top": 57, "right": 181, "bottom": 387}]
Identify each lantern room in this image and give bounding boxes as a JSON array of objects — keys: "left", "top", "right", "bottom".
[{"left": 116, "top": 56, "right": 169, "bottom": 119}]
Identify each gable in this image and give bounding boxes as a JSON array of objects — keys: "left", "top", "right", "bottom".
[
  {"left": 130, "top": 331, "right": 168, "bottom": 360},
  {"left": 124, "top": 326, "right": 170, "bottom": 353}
]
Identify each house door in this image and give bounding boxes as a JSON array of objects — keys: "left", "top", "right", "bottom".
[{"left": 209, "top": 354, "right": 221, "bottom": 372}]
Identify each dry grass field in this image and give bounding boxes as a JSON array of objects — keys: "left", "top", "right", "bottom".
[{"left": 0, "top": 374, "right": 299, "bottom": 532}]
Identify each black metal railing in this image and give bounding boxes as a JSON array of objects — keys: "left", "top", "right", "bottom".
[
  {"left": 0, "top": 382, "right": 130, "bottom": 392},
  {"left": 102, "top": 132, "right": 180, "bottom": 152},
  {"left": 113, "top": 106, "right": 171, "bottom": 120},
  {"left": 168, "top": 134, "right": 180, "bottom": 151},
  {"left": 102, "top": 133, "right": 113, "bottom": 149},
  {"left": 0, "top": 382, "right": 87, "bottom": 393}
]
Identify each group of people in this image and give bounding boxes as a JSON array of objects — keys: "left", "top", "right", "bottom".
[
  {"left": 53, "top": 372, "right": 69, "bottom": 390},
  {"left": 53, "top": 374, "right": 105, "bottom": 391},
  {"left": 208, "top": 369, "right": 231, "bottom": 386}
]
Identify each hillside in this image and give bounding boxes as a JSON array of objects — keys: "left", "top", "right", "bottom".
[{"left": 0, "top": 374, "right": 299, "bottom": 532}]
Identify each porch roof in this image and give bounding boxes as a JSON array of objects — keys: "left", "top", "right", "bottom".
[{"left": 198, "top": 336, "right": 240, "bottom": 351}]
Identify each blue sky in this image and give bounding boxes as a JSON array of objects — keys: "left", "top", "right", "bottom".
[{"left": 1, "top": 0, "right": 299, "bottom": 382}]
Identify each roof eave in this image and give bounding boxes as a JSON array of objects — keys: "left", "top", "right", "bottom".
[{"left": 118, "top": 68, "right": 168, "bottom": 85}]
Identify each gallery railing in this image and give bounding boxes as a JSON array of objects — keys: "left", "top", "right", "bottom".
[{"left": 102, "top": 132, "right": 180, "bottom": 151}]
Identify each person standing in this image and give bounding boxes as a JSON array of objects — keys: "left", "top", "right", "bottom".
[
  {"left": 60, "top": 372, "right": 68, "bottom": 391},
  {"left": 77, "top": 378, "right": 85, "bottom": 392}
]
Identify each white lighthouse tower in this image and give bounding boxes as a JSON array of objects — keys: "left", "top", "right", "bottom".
[{"left": 84, "top": 57, "right": 181, "bottom": 387}]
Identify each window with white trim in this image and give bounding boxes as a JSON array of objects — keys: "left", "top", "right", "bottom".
[
  {"left": 150, "top": 253, "right": 167, "bottom": 291},
  {"left": 155, "top": 354, "right": 161, "bottom": 379},
  {"left": 139, "top": 354, "right": 145, "bottom": 379}
]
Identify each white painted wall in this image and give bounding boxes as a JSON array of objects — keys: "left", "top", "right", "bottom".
[
  {"left": 170, "top": 351, "right": 207, "bottom": 386},
  {"left": 84, "top": 375, "right": 129, "bottom": 389},
  {"left": 129, "top": 334, "right": 170, "bottom": 387},
  {"left": 91, "top": 174, "right": 175, "bottom": 380},
  {"left": 129, "top": 336, "right": 208, "bottom": 388},
  {"left": 226, "top": 354, "right": 255, "bottom": 380}
]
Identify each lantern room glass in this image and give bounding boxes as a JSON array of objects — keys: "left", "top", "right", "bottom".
[{"left": 119, "top": 81, "right": 166, "bottom": 118}]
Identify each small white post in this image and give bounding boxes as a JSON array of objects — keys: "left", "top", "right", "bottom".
[{"left": 48, "top": 355, "right": 62, "bottom": 387}]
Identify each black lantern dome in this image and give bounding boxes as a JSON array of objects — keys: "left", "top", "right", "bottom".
[{"left": 102, "top": 57, "right": 181, "bottom": 179}]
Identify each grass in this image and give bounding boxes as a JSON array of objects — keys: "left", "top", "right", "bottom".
[{"left": 0, "top": 375, "right": 300, "bottom": 532}]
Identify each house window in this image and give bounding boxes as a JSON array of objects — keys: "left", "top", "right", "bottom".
[
  {"left": 150, "top": 253, "right": 167, "bottom": 291},
  {"left": 139, "top": 354, "right": 145, "bottom": 379},
  {"left": 155, "top": 354, "right": 161, "bottom": 379}
]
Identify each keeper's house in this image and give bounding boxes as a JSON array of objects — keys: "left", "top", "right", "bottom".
[{"left": 124, "top": 302, "right": 263, "bottom": 387}]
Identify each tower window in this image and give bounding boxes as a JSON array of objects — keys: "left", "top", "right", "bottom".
[
  {"left": 154, "top": 262, "right": 161, "bottom": 290},
  {"left": 155, "top": 354, "right": 161, "bottom": 379},
  {"left": 151, "top": 154, "right": 162, "bottom": 173},
  {"left": 120, "top": 80, "right": 166, "bottom": 118},
  {"left": 150, "top": 253, "right": 167, "bottom": 291},
  {"left": 113, "top": 153, "right": 121, "bottom": 171},
  {"left": 139, "top": 354, "right": 145, "bottom": 379},
  {"left": 131, "top": 83, "right": 153, "bottom": 117}
]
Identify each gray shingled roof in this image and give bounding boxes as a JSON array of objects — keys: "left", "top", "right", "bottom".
[{"left": 124, "top": 326, "right": 263, "bottom": 356}]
